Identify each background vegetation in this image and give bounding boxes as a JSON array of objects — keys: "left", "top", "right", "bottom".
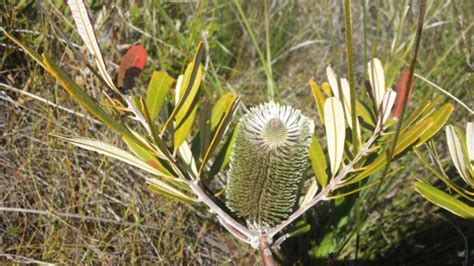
[{"left": 1, "top": 0, "right": 472, "bottom": 264}]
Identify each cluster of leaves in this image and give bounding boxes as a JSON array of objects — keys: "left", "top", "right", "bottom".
[
  {"left": 304, "top": 61, "right": 454, "bottom": 205},
  {"left": 2, "top": 0, "right": 239, "bottom": 207},
  {"left": 415, "top": 123, "right": 474, "bottom": 219}
]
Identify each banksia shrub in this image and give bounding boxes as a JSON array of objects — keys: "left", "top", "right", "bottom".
[
  {"left": 5, "top": 0, "right": 455, "bottom": 264},
  {"left": 226, "top": 102, "right": 314, "bottom": 231}
]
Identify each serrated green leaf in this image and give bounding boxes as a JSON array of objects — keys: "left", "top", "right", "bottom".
[
  {"left": 310, "top": 80, "right": 325, "bottom": 124},
  {"left": 416, "top": 103, "right": 454, "bottom": 146},
  {"left": 146, "top": 71, "right": 175, "bottom": 122},
  {"left": 415, "top": 181, "right": 474, "bottom": 219},
  {"left": 309, "top": 134, "right": 328, "bottom": 187}
]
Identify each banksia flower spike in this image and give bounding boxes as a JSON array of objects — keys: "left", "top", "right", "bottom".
[{"left": 226, "top": 102, "right": 314, "bottom": 232}]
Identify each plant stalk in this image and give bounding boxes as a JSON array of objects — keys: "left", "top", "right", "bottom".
[
  {"left": 343, "top": 0, "right": 360, "bottom": 153},
  {"left": 259, "top": 236, "right": 276, "bottom": 266},
  {"left": 371, "top": 0, "right": 427, "bottom": 198}
]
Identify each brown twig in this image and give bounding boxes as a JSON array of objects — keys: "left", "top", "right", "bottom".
[{"left": 259, "top": 236, "right": 277, "bottom": 266}]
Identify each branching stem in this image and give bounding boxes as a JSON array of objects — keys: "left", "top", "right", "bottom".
[{"left": 267, "top": 128, "right": 382, "bottom": 240}]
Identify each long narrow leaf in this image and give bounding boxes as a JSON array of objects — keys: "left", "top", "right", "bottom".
[
  {"left": 67, "top": 0, "right": 118, "bottom": 93},
  {"left": 368, "top": 58, "right": 385, "bottom": 111},
  {"left": 146, "top": 71, "right": 175, "bottom": 122},
  {"left": 309, "top": 134, "right": 328, "bottom": 187},
  {"left": 339, "top": 78, "right": 353, "bottom": 128},
  {"left": 146, "top": 178, "right": 198, "bottom": 205},
  {"left": 310, "top": 80, "right": 326, "bottom": 124},
  {"left": 394, "top": 118, "right": 433, "bottom": 154},
  {"left": 467, "top": 122, "right": 474, "bottom": 165},
  {"left": 326, "top": 66, "right": 339, "bottom": 98},
  {"left": 2, "top": 29, "right": 47, "bottom": 69},
  {"left": 324, "top": 97, "right": 345, "bottom": 175},
  {"left": 380, "top": 89, "right": 397, "bottom": 125},
  {"left": 42, "top": 56, "right": 130, "bottom": 136},
  {"left": 199, "top": 96, "right": 239, "bottom": 176},
  {"left": 53, "top": 135, "right": 170, "bottom": 177},
  {"left": 416, "top": 103, "right": 454, "bottom": 146},
  {"left": 446, "top": 125, "right": 470, "bottom": 184},
  {"left": 415, "top": 181, "right": 474, "bottom": 219},
  {"left": 161, "top": 43, "right": 204, "bottom": 134},
  {"left": 348, "top": 118, "right": 433, "bottom": 183},
  {"left": 211, "top": 92, "right": 234, "bottom": 130}
]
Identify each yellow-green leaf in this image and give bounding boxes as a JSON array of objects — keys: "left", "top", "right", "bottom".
[
  {"left": 211, "top": 92, "right": 234, "bottom": 129},
  {"left": 53, "top": 135, "right": 167, "bottom": 177},
  {"left": 415, "top": 181, "right": 474, "bottom": 219},
  {"left": 174, "top": 104, "right": 199, "bottom": 153},
  {"left": 42, "top": 55, "right": 131, "bottom": 136},
  {"left": 309, "top": 134, "right": 328, "bottom": 187},
  {"left": 122, "top": 135, "right": 174, "bottom": 179},
  {"left": 146, "top": 178, "right": 198, "bottom": 205},
  {"left": 349, "top": 118, "right": 433, "bottom": 183},
  {"left": 146, "top": 71, "right": 175, "bottom": 122},
  {"left": 199, "top": 96, "right": 239, "bottom": 175},
  {"left": 310, "top": 80, "right": 326, "bottom": 124},
  {"left": 161, "top": 43, "right": 204, "bottom": 135},
  {"left": 321, "top": 82, "right": 332, "bottom": 97},
  {"left": 394, "top": 117, "right": 433, "bottom": 155},
  {"left": 416, "top": 103, "right": 454, "bottom": 146},
  {"left": 356, "top": 100, "right": 375, "bottom": 126}
]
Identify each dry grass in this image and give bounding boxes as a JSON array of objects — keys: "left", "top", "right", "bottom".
[{"left": 1, "top": 0, "right": 472, "bottom": 264}]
